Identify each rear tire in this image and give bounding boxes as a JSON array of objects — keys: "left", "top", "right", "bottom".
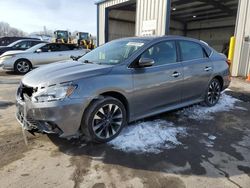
[
  {"left": 81, "top": 96, "right": 127, "bottom": 143},
  {"left": 204, "top": 78, "right": 222, "bottom": 107},
  {"left": 14, "top": 59, "right": 32, "bottom": 74}
]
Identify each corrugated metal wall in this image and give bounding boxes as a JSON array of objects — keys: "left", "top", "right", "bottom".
[
  {"left": 232, "top": 0, "right": 250, "bottom": 77},
  {"left": 98, "top": 0, "right": 130, "bottom": 45},
  {"left": 135, "top": 0, "right": 168, "bottom": 36}
]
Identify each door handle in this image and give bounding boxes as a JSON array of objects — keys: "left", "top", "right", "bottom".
[
  {"left": 172, "top": 72, "right": 181, "bottom": 78},
  {"left": 204, "top": 66, "right": 213, "bottom": 71}
]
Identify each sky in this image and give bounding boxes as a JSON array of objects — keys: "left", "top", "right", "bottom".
[{"left": 0, "top": 0, "right": 97, "bottom": 35}]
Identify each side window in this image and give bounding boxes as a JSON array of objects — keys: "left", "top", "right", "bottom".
[
  {"left": 31, "top": 41, "right": 41, "bottom": 46},
  {"left": 179, "top": 41, "right": 206, "bottom": 61},
  {"left": 40, "top": 44, "right": 61, "bottom": 52},
  {"left": 40, "top": 44, "right": 51, "bottom": 52},
  {"left": 59, "top": 44, "right": 71, "bottom": 51},
  {"left": 52, "top": 44, "right": 62, "bottom": 52},
  {"left": 13, "top": 41, "right": 25, "bottom": 48},
  {"left": 141, "top": 41, "right": 177, "bottom": 66},
  {"left": 203, "top": 45, "right": 212, "bottom": 57}
]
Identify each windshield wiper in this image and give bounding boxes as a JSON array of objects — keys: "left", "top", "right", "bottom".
[{"left": 83, "top": 60, "right": 94, "bottom": 64}]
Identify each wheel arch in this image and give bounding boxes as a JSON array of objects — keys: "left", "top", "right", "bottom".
[
  {"left": 14, "top": 58, "right": 33, "bottom": 68},
  {"left": 88, "top": 91, "right": 130, "bottom": 122},
  {"left": 100, "top": 91, "right": 129, "bottom": 121},
  {"left": 80, "top": 91, "right": 129, "bottom": 142}
]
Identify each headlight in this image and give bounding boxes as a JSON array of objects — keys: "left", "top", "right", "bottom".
[
  {"left": 0, "top": 55, "right": 14, "bottom": 60},
  {"left": 31, "top": 84, "right": 78, "bottom": 103}
]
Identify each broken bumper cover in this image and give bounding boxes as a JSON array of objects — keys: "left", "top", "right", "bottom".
[{"left": 16, "top": 97, "right": 87, "bottom": 138}]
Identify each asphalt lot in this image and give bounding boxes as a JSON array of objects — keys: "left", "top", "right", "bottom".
[{"left": 0, "top": 68, "right": 250, "bottom": 188}]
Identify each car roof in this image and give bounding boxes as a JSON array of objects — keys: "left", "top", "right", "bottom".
[
  {"left": 49, "top": 43, "right": 77, "bottom": 46},
  {"left": 14, "top": 39, "right": 45, "bottom": 43},
  {"left": 117, "top": 35, "right": 204, "bottom": 44}
]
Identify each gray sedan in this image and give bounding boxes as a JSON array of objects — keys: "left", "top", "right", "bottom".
[
  {"left": 16, "top": 36, "right": 230, "bottom": 143},
  {"left": 0, "top": 43, "right": 89, "bottom": 74}
]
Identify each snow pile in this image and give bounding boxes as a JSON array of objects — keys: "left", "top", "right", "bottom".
[
  {"left": 109, "top": 120, "right": 186, "bottom": 154},
  {"left": 178, "top": 93, "right": 241, "bottom": 120}
]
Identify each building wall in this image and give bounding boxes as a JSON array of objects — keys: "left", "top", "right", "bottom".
[
  {"left": 232, "top": 0, "right": 250, "bottom": 77},
  {"left": 170, "top": 20, "right": 185, "bottom": 36},
  {"left": 186, "top": 17, "right": 236, "bottom": 52},
  {"left": 135, "top": 0, "right": 168, "bottom": 36}
]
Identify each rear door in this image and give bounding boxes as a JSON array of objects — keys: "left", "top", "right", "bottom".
[
  {"left": 131, "top": 40, "right": 183, "bottom": 117},
  {"left": 57, "top": 44, "right": 76, "bottom": 61},
  {"left": 177, "top": 40, "right": 213, "bottom": 102}
]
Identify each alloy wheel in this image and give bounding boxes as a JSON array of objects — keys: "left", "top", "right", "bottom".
[
  {"left": 92, "top": 104, "right": 123, "bottom": 139},
  {"left": 16, "top": 61, "right": 30, "bottom": 73},
  {"left": 207, "top": 80, "right": 221, "bottom": 105}
]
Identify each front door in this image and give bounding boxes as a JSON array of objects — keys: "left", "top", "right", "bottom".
[
  {"left": 131, "top": 40, "right": 183, "bottom": 118},
  {"left": 33, "top": 44, "right": 62, "bottom": 65}
]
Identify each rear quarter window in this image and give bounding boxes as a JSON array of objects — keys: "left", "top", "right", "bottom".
[{"left": 203, "top": 45, "right": 212, "bottom": 57}]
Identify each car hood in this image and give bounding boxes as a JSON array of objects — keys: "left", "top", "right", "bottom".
[
  {"left": 0, "top": 47, "right": 11, "bottom": 55},
  {"left": 0, "top": 46, "right": 10, "bottom": 50},
  {"left": 1, "top": 50, "right": 26, "bottom": 57},
  {"left": 22, "top": 60, "right": 113, "bottom": 88}
]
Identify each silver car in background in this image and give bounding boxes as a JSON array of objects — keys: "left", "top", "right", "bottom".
[
  {"left": 16, "top": 36, "right": 231, "bottom": 143},
  {"left": 0, "top": 43, "right": 89, "bottom": 74}
]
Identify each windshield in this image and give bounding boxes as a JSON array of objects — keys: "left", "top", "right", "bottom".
[
  {"left": 80, "top": 33, "right": 89, "bottom": 40},
  {"left": 79, "top": 39, "right": 145, "bottom": 65},
  {"left": 7, "top": 40, "right": 21, "bottom": 47},
  {"left": 56, "top": 31, "right": 68, "bottom": 39}
]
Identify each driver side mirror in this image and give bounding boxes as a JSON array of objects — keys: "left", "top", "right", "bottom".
[
  {"left": 35, "top": 49, "right": 42, "bottom": 53},
  {"left": 138, "top": 58, "right": 154, "bottom": 67}
]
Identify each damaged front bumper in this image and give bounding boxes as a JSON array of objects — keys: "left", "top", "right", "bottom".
[{"left": 16, "top": 94, "right": 88, "bottom": 138}]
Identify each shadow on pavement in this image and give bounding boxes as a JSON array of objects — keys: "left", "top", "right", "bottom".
[{"left": 47, "top": 91, "right": 250, "bottom": 178}]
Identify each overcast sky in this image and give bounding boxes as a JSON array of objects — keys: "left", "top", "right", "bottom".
[{"left": 0, "top": 0, "right": 97, "bottom": 35}]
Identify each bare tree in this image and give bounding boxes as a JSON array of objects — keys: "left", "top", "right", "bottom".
[{"left": 0, "top": 22, "right": 26, "bottom": 37}]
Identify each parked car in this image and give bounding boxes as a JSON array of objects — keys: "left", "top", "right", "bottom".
[
  {"left": 0, "top": 43, "right": 89, "bottom": 74},
  {"left": 0, "top": 36, "right": 41, "bottom": 46},
  {"left": 16, "top": 36, "right": 230, "bottom": 143},
  {"left": 0, "top": 39, "right": 44, "bottom": 55}
]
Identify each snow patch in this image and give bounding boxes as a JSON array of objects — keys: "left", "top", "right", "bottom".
[
  {"left": 208, "top": 135, "right": 216, "bottom": 140},
  {"left": 235, "top": 106, "right": 248, "bottom": 111},
  {"left": 178, "top": 93, "right": 242, "bottom": 120},
  {"left": 109, "top": 120, "right": 186, "bottom": 154}
]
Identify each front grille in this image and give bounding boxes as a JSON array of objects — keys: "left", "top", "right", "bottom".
[{"left": 16, "top": 110, "right": 38, "bottom": 130}]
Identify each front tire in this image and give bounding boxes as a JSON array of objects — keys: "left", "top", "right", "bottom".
[
  {"left": 14, "top": 59, "right": 32, "bottom": 74},
  {"left": 204, "top": 78, "right": 222, "bottom": 106},
  {"left": 81, "top": 96, "right": 127, "bottom": 143}
]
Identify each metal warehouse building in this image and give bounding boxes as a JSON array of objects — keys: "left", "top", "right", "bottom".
[{"left": 96, "top": 0, "right": 250, "bottom": 77}]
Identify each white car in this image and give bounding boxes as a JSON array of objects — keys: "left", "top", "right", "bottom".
[{"left": 0, "top": 43, "right": 89, "bottom": 74}]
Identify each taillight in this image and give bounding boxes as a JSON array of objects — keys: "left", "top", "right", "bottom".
[{"left": 226, "top": 59, "right": 231, "bottom": 66}]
